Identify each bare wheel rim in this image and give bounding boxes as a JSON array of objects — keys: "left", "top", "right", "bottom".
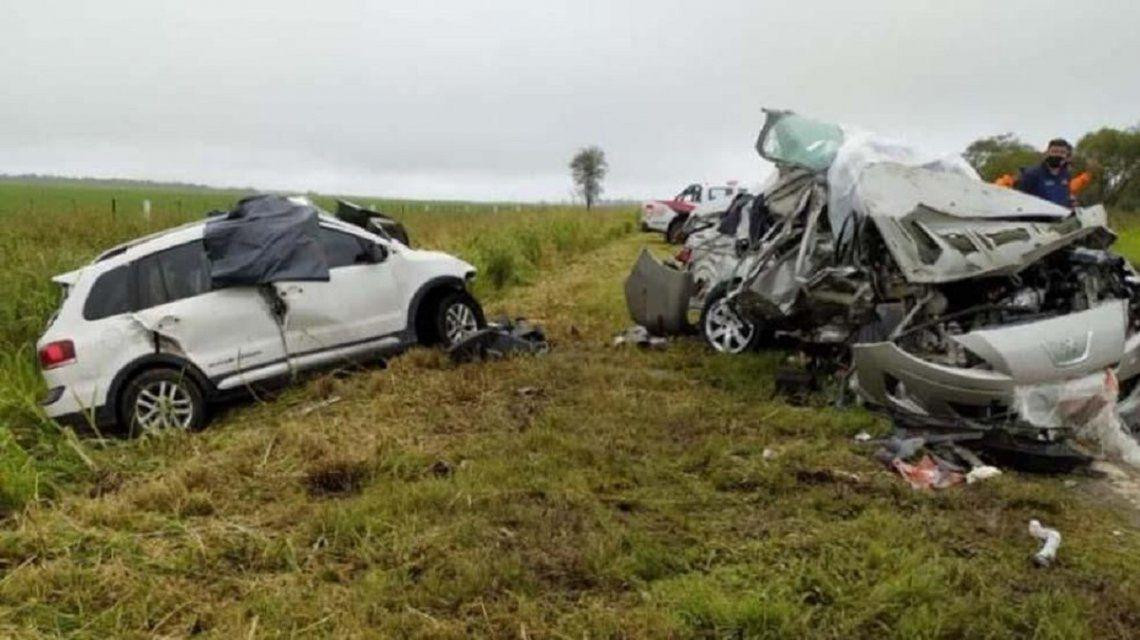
[
  {"left": 704, "top": 298, "right": 755, "bottom": 354},
  {"left": 133, "top": 379, "right": 194, "bottom": 430},
  {"left": 444, "top": 302, "right": 478, "bottom": 344}
]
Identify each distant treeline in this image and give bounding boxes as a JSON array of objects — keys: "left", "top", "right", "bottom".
[{"left": 0, "top": 173, "right": 248, "bottom": 192}]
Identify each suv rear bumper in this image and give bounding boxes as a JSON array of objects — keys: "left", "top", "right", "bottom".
[{"left": 51, "top": 405, "right": 116, "bottom": 432}]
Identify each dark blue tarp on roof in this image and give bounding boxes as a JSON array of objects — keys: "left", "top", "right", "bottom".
[{"left": 203, "top": 195, "right": 329, "bottom": 286}]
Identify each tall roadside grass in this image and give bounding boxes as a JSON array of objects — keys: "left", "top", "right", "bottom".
[{"left": 0, "top": 180, "right": 634, "bottom": 518}]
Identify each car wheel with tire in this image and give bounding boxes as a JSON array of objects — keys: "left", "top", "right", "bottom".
[
  {"left": 119, "top": 367, "right": 206, "bottom": 434},
  {"left": 700, "top": 284, "right": 762, "bottom": 354},
  {"left": 434, "top": 290, "right": 486, "bottom": 347}
]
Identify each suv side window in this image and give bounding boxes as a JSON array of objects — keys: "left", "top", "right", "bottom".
[
  {"left": 136, "top": 241, "right": 212, "bottom": 310},
  {"left": 82, "top": 265, "right": 135, "bottom": 321},
  {"left": 320, "top": 227, "right": 369, "bottom": 269}
]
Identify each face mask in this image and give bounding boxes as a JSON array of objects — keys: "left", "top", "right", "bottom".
[{"left": 1045, "top": 156, "right": 1065, "bottom": 169}]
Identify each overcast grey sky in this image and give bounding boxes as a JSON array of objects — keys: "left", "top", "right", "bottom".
[{"left": 2, "top": 0, "right": 1138, "bottom": 201}]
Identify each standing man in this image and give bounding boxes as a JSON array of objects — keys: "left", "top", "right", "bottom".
[{"left": 1015, "top": 138, "right": 1076, "bottom": 207}]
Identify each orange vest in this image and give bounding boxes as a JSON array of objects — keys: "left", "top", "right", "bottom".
[{"left": 993, "top": 171, "right": 1090, "bottom": 195}]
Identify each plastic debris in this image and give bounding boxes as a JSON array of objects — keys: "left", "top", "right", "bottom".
[
  {"left": 965, "top": 465, "right": 1002, "bottom": 484},
  {"left": 449, "top": 318, "right": 549, "bottom": 363},
  {"left": 853, "top": 430, "right": 872, "bottom": 443},
  {"left": 873, "top": 436, "right": 926, "bottom": 465},
  {"left": 612, "top": 325, "right": 667, "bottom": 349},
  {"left": 1028, "top": 519, "right": 1061, "bottom": 567},
  {"left": 1015, "top": 369, "right": 1140, "bottom": 469},
  {"left": 891, "top": 454, "right": 965, "bottom": 490}
]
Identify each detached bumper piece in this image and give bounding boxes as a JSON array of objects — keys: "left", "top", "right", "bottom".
[
  {"left": 623, "top": 248, "right": 693, "bottom": 336},
  {"left": 448, "top": 319, "right": 549, "bottom": 363}
]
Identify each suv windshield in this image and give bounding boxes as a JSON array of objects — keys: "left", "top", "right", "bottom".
[{"left": 756, "top": 111, "right": 844, "bottom": 172}]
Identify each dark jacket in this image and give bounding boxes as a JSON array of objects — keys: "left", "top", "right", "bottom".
[{"left": 1016, "top": 163, "right": 1072, "bottom": 207}]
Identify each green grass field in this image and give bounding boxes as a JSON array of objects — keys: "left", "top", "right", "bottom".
[{"left": 2, "top": 180, "right": 1140, "bottom": 638}]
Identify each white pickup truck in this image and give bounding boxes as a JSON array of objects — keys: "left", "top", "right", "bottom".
[{"left": 640, "top": 182, "right": 743, "bottom": 244}]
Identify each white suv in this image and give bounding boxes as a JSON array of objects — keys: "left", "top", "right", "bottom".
[{"left": 37, "top": 200, "right": 483, "bottom": 433}]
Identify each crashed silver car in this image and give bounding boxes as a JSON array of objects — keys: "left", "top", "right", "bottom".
[
  {"left": 624, "top": 190, "right": 769, "bottom": 342},
  {"left": 627, "top": 109, "right": 1140, "bottom": 451}
]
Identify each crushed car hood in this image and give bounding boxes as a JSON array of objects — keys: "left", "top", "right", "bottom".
[{"left": 856, "top": 163, "right": 1110, "bottom": 283}]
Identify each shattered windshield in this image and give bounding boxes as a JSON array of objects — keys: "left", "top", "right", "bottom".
[{"left": 756, "top": 111, "right": 844, "bottom": 172}]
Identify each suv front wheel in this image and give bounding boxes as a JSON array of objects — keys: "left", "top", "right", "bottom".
[
  {"left": 435, "top": 291, "right": 486, "bottom": 347},
  {"left": 120, "top": 368, "right": 206, "bottom": 434}
]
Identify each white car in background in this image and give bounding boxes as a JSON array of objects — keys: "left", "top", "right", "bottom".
[
  {"left": 37, "top": 195, "right": 484, "bottom": 434},
  {"left": 640, "top": 182, "right": 743, "bottom": 244}
]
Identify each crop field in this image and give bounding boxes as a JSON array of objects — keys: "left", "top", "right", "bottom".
[{"left": 2, "top": 180, "right": 1140, "bottom": 638}]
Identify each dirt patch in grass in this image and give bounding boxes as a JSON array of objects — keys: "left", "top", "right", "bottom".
[{"left": 305, "top": 457, "right": 374, "bottom": 496}]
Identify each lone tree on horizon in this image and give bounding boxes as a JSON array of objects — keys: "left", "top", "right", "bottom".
[{"left": 570, "top": 146, "right": 607, "bottom": 209}]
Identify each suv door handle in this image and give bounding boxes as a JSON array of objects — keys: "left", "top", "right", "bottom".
[
  {"left": 276, "top": 284, "right": 304, "bottom": 297},
  {"left": 130, "top": 312, "right": 180, "bottom": 332}
]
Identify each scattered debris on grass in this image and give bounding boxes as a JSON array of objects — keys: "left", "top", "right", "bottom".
[
  {"left": 891, "top": 454, "right": 964, "bottom": 490},
  {"left": 449, "top": 317, "right": 549, "bottom": 363},
  {"left": 869, "top": 433, "right": 1005, "bottom": 490},
  {"left": 966, "top": 465, "right": 1003, "bottom": 484},
  {"left": 612, "top": 325, "right": 667, "bottom": 349},
  {"left": 1028, "top": 519, "right": 1062, "bottom": 567}
]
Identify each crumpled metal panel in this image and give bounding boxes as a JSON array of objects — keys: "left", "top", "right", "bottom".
[
  {"left": 857, "top": 164, "right": 1109, "bottom": 284},
  {"left": 951, "top": 300, "right": 1126, "bottom": 383},
  {"left": 734, "top": 179, "right": 828, "bottom": 318},
  {"left": 623, "top": 248, "right": 693, "bottom": 335},
  {"left": 858, "top": 163, "right": 1069, "bottom": 221}
]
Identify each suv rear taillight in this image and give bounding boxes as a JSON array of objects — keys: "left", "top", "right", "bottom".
[{"left": 39, "top": 340, "right": 76, "bottom": 370}]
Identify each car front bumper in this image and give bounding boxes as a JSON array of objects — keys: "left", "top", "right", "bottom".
[{"left": 852, "top": 300, "right": 1139, "bottom": 419}]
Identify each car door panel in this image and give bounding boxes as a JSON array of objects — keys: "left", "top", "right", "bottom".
[
  {"left": 131, "top": 242, "right": 287, "bottom": 386},
  {"left": 278, "top": 227, "right": 403, "bottom": 364},
  {"left": 133, "top": 288, "right": 286, "bottom": 381}
]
